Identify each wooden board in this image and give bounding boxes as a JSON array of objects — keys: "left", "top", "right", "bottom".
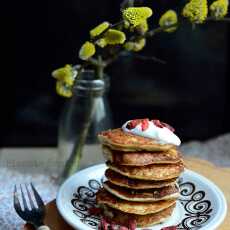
[{"left": 24, "top": 157, "right": 230, "bottom": 230}]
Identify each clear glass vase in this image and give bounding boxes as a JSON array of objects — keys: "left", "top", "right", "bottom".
[{"left": 58, "top": 70, "right": 112, "bottom": 181}]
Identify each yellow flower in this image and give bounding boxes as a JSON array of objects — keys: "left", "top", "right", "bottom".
[
  {"left": 104, "top": 29, "right": 126, "bottom": 45},
  {"left": 122, "top": 7, "right": 153, "bottom": 27},
  {"left": 52, "top": 64, "right": 76, "bottom": 86},
  {"left": 210, "top": 0, "right": 228, "bottom": 19},
  {"left": 182, "top": 0, "right": 208, "bottom": 24},
  {"left": 56, "top": 80, "right": 73, "bottom": 98},
  {"left": 124, "top": 38, "right": 146, "bottom": 52},
  {"left": 79, "top": 41, "right": 96, "bottom": 60},
  {"left": 90, "top": 22, "right": 110, "bottom": 38},
  {"left": 159, "top": 10, "right": 178, "bottom": 33},
  {"left": 96, "top": 38, "right": 107, "bottom": 48},
  {"left": 135, "top": 20, "right": 149, "bottom": 35},
  {"left": 133, "top": 38, "right": 146, "bottom": 51}
]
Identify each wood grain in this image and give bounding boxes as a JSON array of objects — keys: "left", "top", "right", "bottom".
[{"left": 24, "top": 157, "right": 230, "bottom": 230}]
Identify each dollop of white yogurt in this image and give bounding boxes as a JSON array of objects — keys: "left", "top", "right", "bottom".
[{"left": 122, "top": 120, "right": 181, "bottom": 146}]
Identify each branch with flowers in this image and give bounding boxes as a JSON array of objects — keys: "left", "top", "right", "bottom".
[
  {"left": 52, "top": 0, "right": 229, "bottom": 98},
  {"left": 53, "top": 0, "right": 229, "bottom": 179}
]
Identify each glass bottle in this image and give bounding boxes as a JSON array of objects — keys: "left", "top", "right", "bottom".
[{"left": 58, "top": 70, "right": 112, "bottom": 181}]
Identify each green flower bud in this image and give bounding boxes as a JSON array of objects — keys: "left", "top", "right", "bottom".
[
  {"left": 182, "top": 0, "right": 208, "bottom": 24},
  {"left": 56, "top": 80, "right": 73, "bottom": 98},
  {"left": 210, "top": 0, "right": 228, "bottom": 19},
  {"left": 52, "top": 64, "right": 76, "bottom": 86},
  {"left": 159, "top": 10, "right": 178, "bottom": 33},
  {"left": 79, "top": 41, "right": 96, "bottom": 60},
  {"left": 122, "top": 7, "right": 153, "bottom": 27},
  {"left": 104, "top": 29, "right": 126, "bottom": 45},
  {"left": 90, "top": 22, "right": 110, "bottom": 38}
]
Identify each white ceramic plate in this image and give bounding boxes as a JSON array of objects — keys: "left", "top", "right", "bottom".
[{"left": 56, "top": 164, "right": 227, "bottom": 230}]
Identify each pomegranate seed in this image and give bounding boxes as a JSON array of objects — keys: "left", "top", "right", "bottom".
[
  {"left": 153, "top": 119, "right": 164, "bottom": 128},
  {"left": 119, "top": 226, "right": 129, "bottom": 230},
  {"left": 101, "top": 217, "right": 109, "bottom": 230},
  {"left": 152, "top": 120, "right": 175, "bottom": 132},
  {"left": 129, "top": 219, "right": 137, "bottom": 230},
  {"left": 141, "top": 119, "right": 149, "bottom": 131},
  {"left": 161, "top": 122, "right": 175, "bottom": 132},
  {"left": 161, "top": 226, "right": 177, "bottom": 230},
  {"left": 110, "top": 223, "right": 116, "bottom": 230},
  {"left": 126, "top": 120, "right": 139, "bottom": 129}
]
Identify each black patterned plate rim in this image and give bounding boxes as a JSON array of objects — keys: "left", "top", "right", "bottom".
[{"left": 57, "top": 164, "right": 227, "bottom": 230}]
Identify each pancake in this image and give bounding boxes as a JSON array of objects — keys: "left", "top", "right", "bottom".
[
  {"left": 105, "top": 169, "right": 178, "bottom": 189},
  {"left": 107, "top": 161, "right": 184, "bottom": 181},
  {"left": 103, "top": 181, "right": 180, "bottom": 202},
  {"left": 101, "top": 203, "right": 176, "bottom": 227},
  {"left": 98, "top": 128, "right": 174, "bottom": 152},
  {"left": 102, "top": 145, "right": 181, "bottom": 166},
  {"left": 96, "top": 188, "right": 176, "bottom": 215}
]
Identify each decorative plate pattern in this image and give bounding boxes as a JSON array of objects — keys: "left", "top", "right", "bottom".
[
  {"left": 70, "top": 177, "right": 212, "bottom": 229},
  {"left": 177, "top": 178, "right": 212, "bottom": 229},
  {"left": 57, "top": 165, "right": 227, "bottom": 230}
]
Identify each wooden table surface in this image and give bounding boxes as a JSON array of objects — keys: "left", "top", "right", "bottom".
[{"left": 24, "top": 157, "right": 230, "bottom": 230}]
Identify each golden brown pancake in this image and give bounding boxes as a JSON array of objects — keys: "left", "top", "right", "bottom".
[
  {"left": 107, "top": 161, "right": 184, "bottom": 181},
  {"left": 105, "top": 169, "right": 178, "bottom": 189},
  {"left": 101, "top": 203, "right": 176, "bottom": 227},
  {"left": 96, "top": 188, "right": 176, "bottom": 215},
  {"left": 98, "top": 128, "right": 175, "bottom": 152},
  {"left": 102, "top": 145, "right": 181, "bottom": 166},
  {"left": 103, "top": 181, "right": 179, "bottom": 202}
]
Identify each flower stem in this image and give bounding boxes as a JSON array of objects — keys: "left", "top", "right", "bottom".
[
  {"left": 96, "top": 55, "right": 105, "bottom": 79},
  {"left": 132, "top": 53, "right": 166, "bottom": 64},
  {"left": 112, "top": 20, "right": 124, "bottom": 28},
  {"left": 59, "top": 91, "right": 95, "bottom": 183},
  {"left": 120, "top": 0, "right": 134, "bottom": 9},
  {"left": 146, "top": 23, "right": 179, "bottom": 37}
]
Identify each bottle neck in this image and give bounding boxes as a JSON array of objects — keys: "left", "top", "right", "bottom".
[{"left": 72, "top": 70, "right": 109, "bottom": 97}]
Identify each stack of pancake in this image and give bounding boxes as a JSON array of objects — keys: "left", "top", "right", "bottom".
[{"left": 96, "top": 127, "right": 184, "bottom": 228}]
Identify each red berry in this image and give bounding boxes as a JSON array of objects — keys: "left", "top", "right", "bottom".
[
  {"left": 161, "top": 226, "right": 177, "bottom": 230},
  {"left": 153, "top": 119, "right": 164, "bottom": 128},
  {"left": 110, "top": 223, "right": 116, "bottom": 230},
  {"left": 152, "top": 120, "right": 175, "bottom": 132},
  {"left": 161, "top": 122, "right": 175, "bottom": 132},
  {"left": 141, "top": 119, "right": 149, "bottom": 131},
  {"left": 119, "top": 226, "right": 129, "bottom": 230},
  {"left": 129, "top": 219, "right": 137, "bottom": 230},
  {"left": 100, "top": 217, "right": 109, "bottom": 230},
  {"left": 126, "top": 120, "right": 139, "bottom": 129}
]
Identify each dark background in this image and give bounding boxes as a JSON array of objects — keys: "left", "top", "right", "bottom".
[{"left": 0, "top": 0, "right": 230, "bottom": 146}]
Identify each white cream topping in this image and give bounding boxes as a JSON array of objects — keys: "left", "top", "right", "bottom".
[{"left": 122, "top": 120, "right": 181, "bottom": 146}]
